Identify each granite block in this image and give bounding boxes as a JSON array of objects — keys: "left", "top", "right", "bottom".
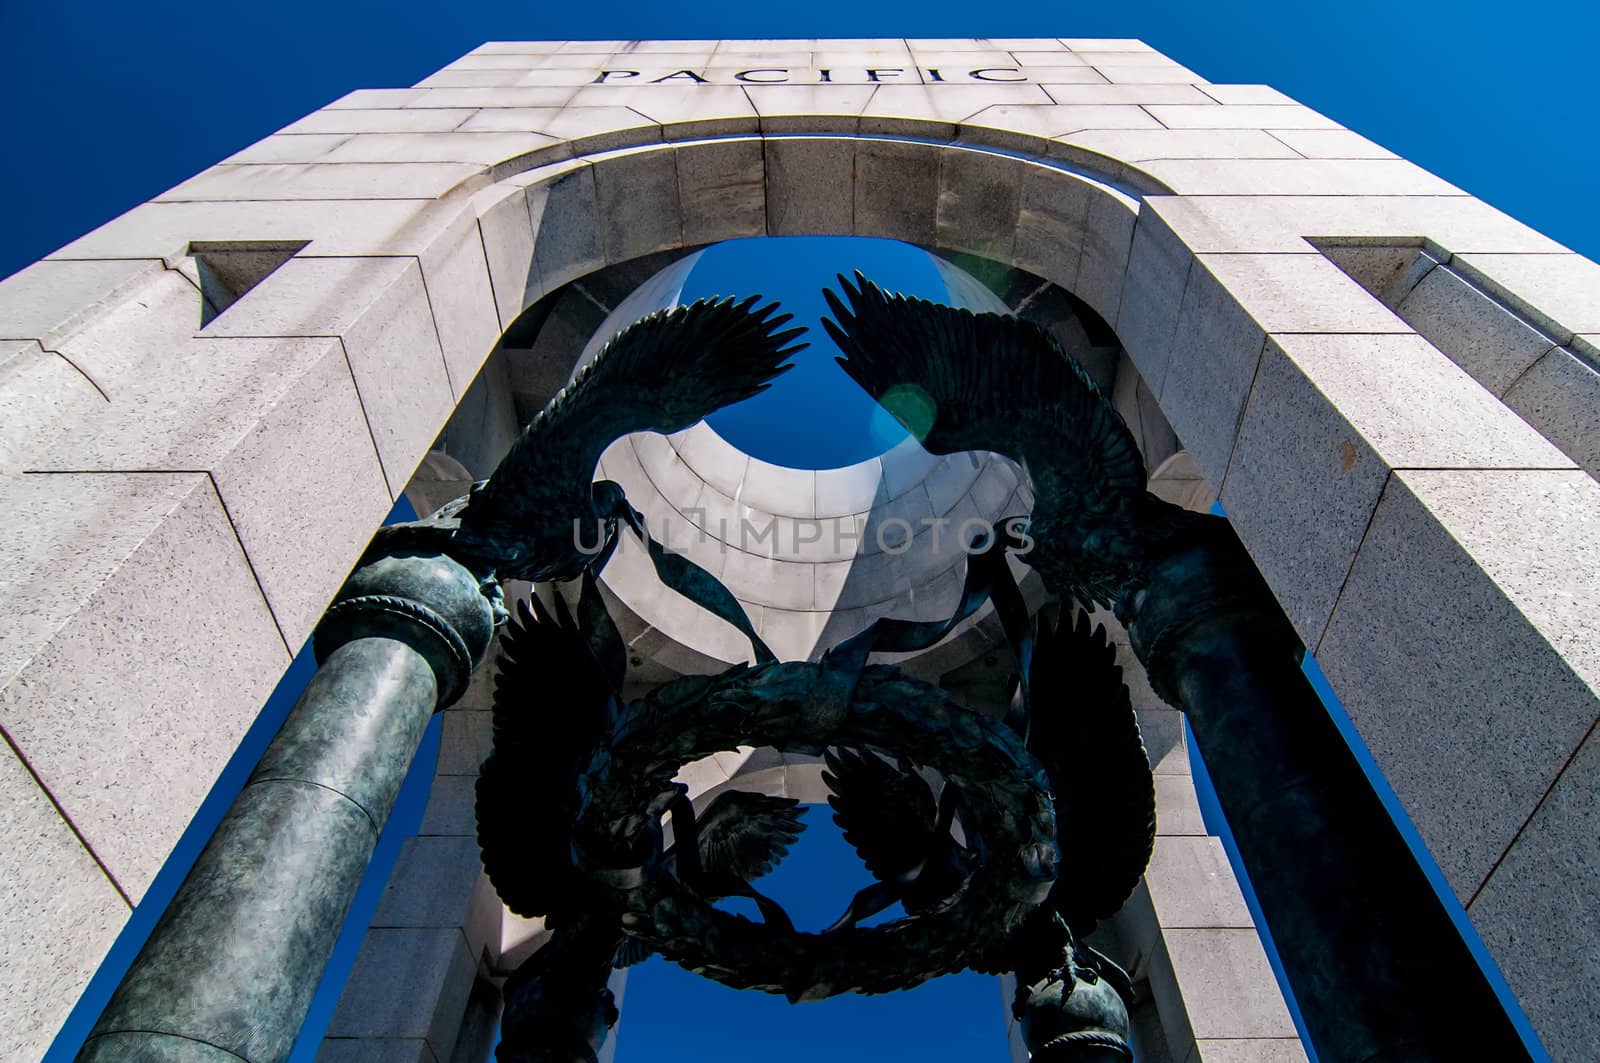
[
  {"left": 854, "top": 139, "right": 940, "bottom": 245},
  {"left": 1146, "top": 104, "right": 1339, "bottom": 130},
  {"left": 1265, "top": 128, "right": 1396, "bottom": 159},
  {"left": 936, "top": 148, "right": 1022, "bottom": 261},
  {"left": 1075, "top": 189, "right": 1138, "bottom": 325},
  {"left": 0, "top": 340, "right": 105, "bottom": 475},
  {"left": 317, "top": 1039, "right": 438, "bottom": 1063},
  {"left": 318, "top": 130, "right": 557, "bottom": 165},
  {"left": 1042, "top": 83, "right": 1215, "bottom": 105},
  {"left": 324, "top": 88, "right": 427, "bottom": 109},
  {"left": 814, "top": 459, "right": 884, "bottom": 520},
  {"left": 1097, "top": 64, "right": 1207, "bottom": 85},
  {"left": 1222, "top": 333, "right": 1570, "bottom": 645},
  {"left": 1194, "top": 252, "right": 1408, "bottom": 334},
  {"left": 765, "top": 136, "right": 854, "bottom": 236},
  {"left": 0, "top": 258, "right": 161, "bottom": 349},
  {"left": 416, "top": 212, "right": 504, "bottom": 393},
  {"left": 1141, "top": 158, "right": 1462, "bottom": 197},
  {"left": 670, "top": 424, "right": 749, "bottom": 498},
  {"left": 418, "top": 774, "right": 478, "bottom": 837},
  {"left": 1151, "top": 929, "right": 1299, "bottom": 1043},
  {"left": 437, "top": 710, "right": 493, "bottom": 776},
  {"left": 676, "top": 139, "right": 766, "bottom": 246},
  {"left": 203, "top": 256, "right": 454, "bottom": 496},
  {"left": 1396, "top": 264, "right": 1557, "bottom": 395},
  {"left": 49, "top": 197, "right": 462, "bottom": 264},
  {"left": 1115, "top": 207, "right": 1194, "bottom": 390},
  {"left": 403, "top": 87, "right": 584, "bottom": 110},
  {"left": 0, "top": 739, "right": 129, "bottom": 1062},
  {"left": 1196, "top": 85, "right": 1296, "bottom": 106},
  {"left": 475, "top": 183, "right": 538, "bottom": 328},
  {"left": 1187, "top": 1040, "right": 1308, "bottom": 1063},
  {"left": 1450, "top": 252, "right": 1600, "bottom": 341},
  {"left": 156, "top": 162, "right": 483, "bottom": 203},
  {"left": 1144, "top": 836, "right": 1254, "bottom": 928},
  {"left": 591, "top": 148, "right": 683, "bottom": 263},
  {"left": 1468, "top": 724, "right": 1600, "bottom": 1062},
  {"left": 415, "top": 68, "right": 531, "bottom": 88},
  {"left": 571, "top": 85, "right": 756, "bottom": 134},
  {"left": 1011, "top": 162, "right": 1094, "bottom": 290},
  {"left": 527, "top": 162, "right": 604, "bottom": 293},
  {"left": 0, "top": 473, "right": 289, "bottom": 900},
  {"left": 1142, "top": 195, "right": 1564, "bottom": 256},
  {"left": 223, "top": 133, "right": 351, "bottom": 165},
  {"left": 373, "top": 835, "right": 500, "bottom": 962},
  {"left": 1317, "top": 469, "right": 1600, "bottom": 899},
  {"left": 1158, "top": 260, "right": 1266, "bottom": 485},
  {"left": 744, "top": 84, "right": 876, "bottom": 132},
  {"left": 1064, "top": 129, "right": 1298, "bottom": 161},
  {"left": 863, "top": 84, "right": 1053, "bottom": 134},
  {"left": 1504, "top": 345, "right": 1600, "bottom": 474},
  {"left": 326, "top": 926, "right": 475, "bottom": 1057},
  {"left": 1153, "top": 774, "right": 1207, "bottom": 836},
  {"left": 754, "top": 606, "right": 832, "bottom": 662},
  {"left": 206, "top": 347, "right": 393, "bottom": 647},
  {"left": 721, "top": 549, "right": 817, "bottom": 611},
  {"left": 282, "top": 108, "right": 476, "bottom": 134}
]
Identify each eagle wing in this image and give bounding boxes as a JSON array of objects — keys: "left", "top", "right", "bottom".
[
  {"left": 823, "top": 273, "right": 1166, "bottom": 603},
  {"left": 465, "top": 295, "right": 805, "bottom": 537},
  {"left": 823, "top": 747, "right": 937, "bottom": 883},
  {"left": 478, "top": 594, "right": 615, "bottom": 922},
  {"left": 696, "top": 791, "right": 807, "bottom": 884},
  {"left": 1028, "top": 608, "right": 1156, "bottom": 929}
]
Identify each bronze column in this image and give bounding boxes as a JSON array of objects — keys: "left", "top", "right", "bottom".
[
  {"left": 1122, "top": 518, "right": 1527, "bottom": 1061},
  {"left": 78, "top": 551, "right": 496, "bottom": 1063}
]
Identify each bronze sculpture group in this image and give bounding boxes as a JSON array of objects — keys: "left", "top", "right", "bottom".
[
  {"left": 82, "top": 273, "right": 1533, "bottom": 1063},
  {"left": 470, "top": 275, "right": 1193, "bottom": 1061}
]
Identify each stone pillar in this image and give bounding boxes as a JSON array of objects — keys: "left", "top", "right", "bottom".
[
  {"left": 78, "top": 552, "right": 496, "bottom": 1063},
  {"left": 1122, "top": 520, "right": 1527, "bottom": 1061}
]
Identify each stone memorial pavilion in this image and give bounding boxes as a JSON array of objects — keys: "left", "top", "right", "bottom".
[{"left": 1, "top": 37, "right": 1596, "bottom": 1063}]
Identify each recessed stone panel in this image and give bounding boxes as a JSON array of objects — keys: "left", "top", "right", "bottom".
[
  {"left": 1396, "top": 263, "right": 1557, "bottom": 395},
  {"left": 203, "top": 256, "right": 454, "bottom": 496},
  {"left": 1503, "top": 345, "right": 1600, "bottom": 475},
  {"left": 1451, "top": 252, "right": 1600, "bottom": 341}
]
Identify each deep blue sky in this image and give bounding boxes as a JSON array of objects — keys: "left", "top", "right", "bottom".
[
  {"left": 688, "top": 237, "right": 937, "bottom": 468},
  {"left": 2, "top": 1, "right": 1597, "bottom": 280},
  {"left": 10, "top": 2, "right": 1591, "bottom": 1061}
]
